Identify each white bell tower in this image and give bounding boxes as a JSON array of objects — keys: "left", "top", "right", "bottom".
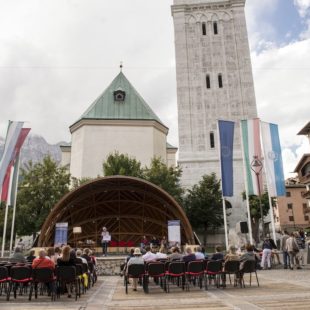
[{"left": 172, "top": 0, "right": 258, "bottom": 225}]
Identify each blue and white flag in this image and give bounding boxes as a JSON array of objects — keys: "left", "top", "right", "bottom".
[
  {"left": 261, "top": 122, "right": 286, "bottom": 197},
  {"left": 218, "top": 120, "right": 235, "bottom": 197},
  {"left": 0, "top": 121, "right": 24, "bottom": 187}
]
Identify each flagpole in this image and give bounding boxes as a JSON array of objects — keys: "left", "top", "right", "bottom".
[
  {"left": 217, "top": 121, "right": 229, "bottom": 251},
  {"left": 9, "top": 154, "right": 21, "bottom": 254},
  {"left": 240, "top": 121, "right": 253, "bottom": 245},
  {"left": 262, "top": 160, "right": 277, "bottom": 244},
  {"left": 1, "top": 201, "right": 9, "bottom": 257},
  {"left": 221, "top": 196, "right": 229, "bottom": 251}
]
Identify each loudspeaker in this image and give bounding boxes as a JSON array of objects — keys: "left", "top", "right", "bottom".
[{"left": 240, "top": 221, "right": 249, "bottom": 234}]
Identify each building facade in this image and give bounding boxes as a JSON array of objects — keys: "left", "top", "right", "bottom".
[
  {"left": 274, "top": 179, "right": 310, "bottom": 232},
  {"left": 296, "top": 122, "right": 310, "bottom": 206},
  {"left": 171, "top": 0, "right": 257, "bottom": 226},
  {"left": 61, "top": 72, "right": 177, "bottom": 179}
]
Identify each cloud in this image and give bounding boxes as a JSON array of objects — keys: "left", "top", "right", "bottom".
[
  {"left": 245, "top": 0, "right": 280, "bottom": 51},
  {"left": 294, "top": 0, "right": 310, "bottom": 17},
  {"left": 251, "top": 39, "right": 310, "bottom": 177}
]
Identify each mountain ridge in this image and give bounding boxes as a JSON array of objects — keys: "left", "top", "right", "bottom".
[{"left": 0, "top": 134, "right": 63, "bottom": 169}]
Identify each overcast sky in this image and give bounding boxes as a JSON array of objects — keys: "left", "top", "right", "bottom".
[{"left": 0, "top": 0, "right": 309, "bottom": 178}]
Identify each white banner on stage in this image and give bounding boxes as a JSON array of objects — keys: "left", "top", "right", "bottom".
[{"left": 168, "top": 220, "right": 181, "bottom": 246}]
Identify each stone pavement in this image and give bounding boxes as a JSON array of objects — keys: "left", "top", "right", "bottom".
[{"left": 1, "top": 267, "right": 310, "bottom": 310}]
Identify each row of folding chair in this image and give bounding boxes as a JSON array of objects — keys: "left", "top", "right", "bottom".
[
  {"left": 0, "top": 262, "right": 98, "bottom": 301},
  {"left": 124, "top": 259, "right": 259, "bottom": 294}
]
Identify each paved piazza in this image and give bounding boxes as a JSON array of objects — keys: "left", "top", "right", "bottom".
[{"left": 1, "top": 267, "right": 310, "bottom": 310}]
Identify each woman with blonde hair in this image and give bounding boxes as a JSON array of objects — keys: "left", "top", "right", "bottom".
[
  {"left": 57, "top": 245, "right": 75, "bottom": 266},
  {"left": 224, "top": 245, "right": 240, "bottom": 262},
  {"left": 56, "top": 245, "right": 75, "bottom": 298}
]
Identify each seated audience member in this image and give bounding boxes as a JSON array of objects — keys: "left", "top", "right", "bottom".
[
  {"left": 82, "top": 248, "right": 92, "bottom": 262},
  {"left": 211, "top": 245, "right": 224, "bottom": 261},
  {"left": 126, "top": 248, "right": 145, "bottom": 291},
  {"left": 182, "top": 247, "right": 196, "bottom": 263},
  {"left": 142, "top": 245, "right": 157, "bottom": 262},
  {"left": 168, "top": 247, "right": 183, "bottom": 261},
  {"left": 155, "top": 246, "right": 168, "bottom": 259},
  {"left": 10, "top": 246, "right": 26, "bottom": 263},
  {"left": 160, "top": 236, "right": 168, "bottom": 252},
  {"left": 32, "top": 248, "right": 55, "bottom": 269},
  {"left": 54, "top": 247, "right": 61, "bottom": 261},
  {"left": 120, "top": 248, "right": 135, "bottom": 276},
  {"left": 195, "top": 246, "right": 205, "bottom": 260},
  {"left": 89, "top": 250, "right": 97, "bottom": 265},
  {"left": 201, "top": 247, "right": 208, "bottom": 259},
  {"left": 76, "top": 249, "right": 88, "bottom": 264},
  {"left": 70, "top": 249, "right": 82, "bottom": 264},
  {"left": 140, "top": 236, "right": 149, "bottom": 250},
  {"left": 26, "top": 249, "right": 36, "bottom": 263},
  {"left": 239, "top": 244, "right": 256, "bottom": 271},
  {"left": 224, "top": 245, "right": 240, "bottom": 262},
  {"left": 150, "top": 236, "right": 160, "bottom": 249},
  {"left": 47, "top": 247, "right": 57, "bottom": 264},
  {"left": 57, "top": 245, "right": 75, "bottom": 266},
  {"left": 57, "top": 245, "right": 76, "bottom": 297}
]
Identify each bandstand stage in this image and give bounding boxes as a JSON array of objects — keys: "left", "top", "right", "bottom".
[{"left": 38, "top": 176, "right": 194, "bottom": 249}]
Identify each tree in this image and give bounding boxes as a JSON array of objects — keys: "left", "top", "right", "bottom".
[
  {"left": 71, "top": 176, "right": 93, "bottom": 189},
  {"left": 242, "top": 191, "right": 271, "bottom": 244},
  {"left": 103, "top": 151, "right": 143, "bottom": 178},
  {"left": 183, "top": 173, "right": 224, "bottom": 245},
  {"left": 15, "top": 156, "right": 71, "bottom": 236},
  {"left": 144, "top": 157, "right": 184, "bottom": 203},
  {"left": 102, "top": 153, "right": 184, "bottom": 203}
]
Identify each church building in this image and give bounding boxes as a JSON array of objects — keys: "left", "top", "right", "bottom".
[
  {"left": 61, "top": 70, "right": 177, "bottom": 179},
  {"left": 172, "top": 0, "right": 258, "bottom": 226}
]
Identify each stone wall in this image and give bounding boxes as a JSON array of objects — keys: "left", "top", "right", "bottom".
[{"left": 95, "top": 257, "right": 125, "bottom": 276}]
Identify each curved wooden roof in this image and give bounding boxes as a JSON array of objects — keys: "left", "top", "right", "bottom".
[{"left": 38, "top": 176, "right": 194, "bottom": 247}]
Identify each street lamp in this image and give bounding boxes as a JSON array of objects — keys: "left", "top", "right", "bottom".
[{"left": 250, "top": 156, "right": 265, "bottom": 240}]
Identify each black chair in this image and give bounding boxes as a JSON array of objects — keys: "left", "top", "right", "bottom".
[
  {"left": 240, "top": 260, "right": 259, "bottom": 288},
  {"left": 56, "top": 266, "right": 79, "bottom": 300},
  {"left": 29, "top": 268, "right": 56, "bottom": 301},
  {"left": 82, "top": 263, "right": 91, "bottom": 289},
  {"left": 205, "top": 260, "right": 223, "bottom": 288},
  {"left": 186, "top": 260, "right": 205, "bottom": 291},
  {"left": 144, "top": 262, "right": 166, "bottom": 293},
  {"left": 223, "top": 260, "right": 240, "bottom": 287},
  {"left": 165, "top": 261, "right": 186, "bottom": 293},
  {"left": 87, "top": 261, "right": 97, "bottom": 286},
  {"left": 125, "top": 264, "right": 146, "bottom": 294},
  {"left": 0, "top": 266, "right": 10, "bottom": 297},
  {"left": 75, "top": 264, "right": 84, "bottom": 295},
  {"left": 7, "top": 265, "right": 32, "bottom": 301}
]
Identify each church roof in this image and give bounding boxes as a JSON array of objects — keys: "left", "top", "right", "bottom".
[{"left": 78, "top": 71, "right": 166, "bottom": 127}]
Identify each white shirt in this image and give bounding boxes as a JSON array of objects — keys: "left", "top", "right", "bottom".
[
  {"left": 142, "top": 251, "right": 157, "bottom": 262},
  {"left": 155, "top": 252, "right": 167, "bottom": 259},
  {"left": 195, "top": 252, "right": 205, "bottom": 260}
]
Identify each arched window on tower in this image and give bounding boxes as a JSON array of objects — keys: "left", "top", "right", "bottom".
[
  {"left": 202, "top": 22, "right": 207, "bottom": 35},
  {"left": 218, "top": 74, "right": 223, "bottom": 88},
  {"left": 213, "top": 21, "right": 218, "bottom": 35},
  {"left": 210, "top": 132, "right": 215, "bottom": 149},
  {"left": 206, "top": 74, "right": 211, "bottom": 89}
]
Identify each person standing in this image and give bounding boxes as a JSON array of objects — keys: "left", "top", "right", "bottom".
[
  {"left": 295, "top": 231, "right": 305, "bottom": 266},
  {"left": 101, "top": 227, "right": 110, "bottom": 256},
  {"left": 261, "top": 237, "right": 273, "bottom": 270},
  {"left": 286, "top": 232, "right": 301, "bottom": 270},
  {"left": 281, "top": 231, "right": 290, "bottom": 269}
]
